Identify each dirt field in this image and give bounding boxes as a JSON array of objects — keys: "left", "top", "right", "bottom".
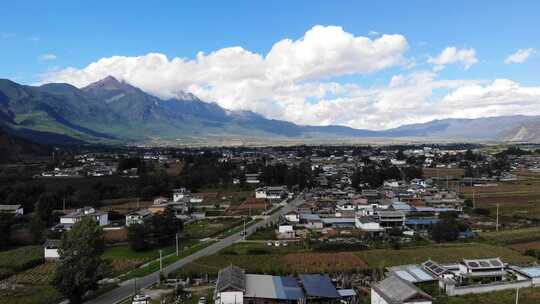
[
  {"left": 99, "top": 199, "right": 153, "bottom": 213},
  {"left": 510, "top": 241, "right": 540, "bottom": 253},
  {"left": 283, "top": 252, "right": 367, "bottom": 273},
  {"left": 103, "top": 228, "right": 128, "bottom": 244},
  {"left": 423, "top": 168, "right": 464, "bottom": 178},
  {"left": 461, "top": 178, "right": 540, "bottom": 224}
]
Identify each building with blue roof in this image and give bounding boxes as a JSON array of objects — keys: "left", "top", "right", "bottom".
[
  {"left": 215, "top": 266, "right": 347, "bottom": 304},
  {"left": 298, "top": 274, "right": 341, "bottom": 300},
  {"left": 405, "top": 218, "right": 440, "bottom": 230}
]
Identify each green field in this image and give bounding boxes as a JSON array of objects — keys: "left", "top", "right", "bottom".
[
  {"left": 247, "top": 224, "right": 277, "bottom": 240},
  {"left": 183, "top": 218, "right": 243, "bottom": 239},
  {"left": 120, "top": 240, "right": 215, "bottom": 280},
  {"left": 175, "top": 241, "right": 367, "bottom": 278},
  {"left": 480, "top": 227, "right": 540, "bottom": 245},
  {"left": 0, "top": 246, "right": 44, "bottom": 279},
  {"left": 356, "top": 243, "right": 534, "bottom": 269},
  {"left": 0, "top": 284, "right": 63, "bottom": 304},
  {"left": 437, "top": 287, "right": 540, "bottom": 304},
  {"left": 103, "top": 244, "right": 176, "bottom": 260}
]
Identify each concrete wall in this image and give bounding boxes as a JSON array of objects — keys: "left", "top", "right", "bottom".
[{"left": 446, "top": 280, "right": 532, "bottom": 296}]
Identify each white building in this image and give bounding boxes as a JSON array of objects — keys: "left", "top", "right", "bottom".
[
  {"left": 125, "top": 209, "right": 152, "bottom": 226},
  {"left": 214, "top": 266, "right": 245, "bottom": 304},
  {"left": 0, "top": 204, "right": 24, "bottom": 216},
  {"left": 255, "top": 186, "right": 287, "bottom": 199},
  {"left": 44, "top": 239, "right": 60, "bottom": 260},
  {"left": 60, "top": 207, "right": 109, "bottom": 227},
  {"left": 355, "top": 216, "right": 385, "bottom": 233},
  {"left": 278, "top": 224, "right": 294, "bottom": 234},
  {"left": 173, "top": 188, "right": 190, "bottom": 202},
  {"left": 245, "top": 173, "right": 260, "bottom": 184},
  {"left": 284, "top": 211, "right": 300, "bottom": 223}
]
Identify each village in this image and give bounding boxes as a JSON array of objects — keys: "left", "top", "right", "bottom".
[{"left": 1, "top": 144, "right": 540, "bottom": 304}]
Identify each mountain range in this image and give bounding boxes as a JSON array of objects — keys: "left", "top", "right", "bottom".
[{"left": 0, "top": 76, "right": 539, "bottom": 146}]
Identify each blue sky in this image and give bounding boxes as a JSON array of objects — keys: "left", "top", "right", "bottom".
[{"left": 2, "top": 1, "right": 540, "bottom": 129}]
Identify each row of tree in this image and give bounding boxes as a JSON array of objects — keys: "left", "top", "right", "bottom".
[{"left": 351, "top": 164, "right": 423, "bottom": 189}]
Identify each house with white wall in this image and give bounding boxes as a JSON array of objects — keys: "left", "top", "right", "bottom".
[
  {"left": 60, "top": 207, "right": 108, "bottom": 228},
  {"left": 44, "top": 239, "right": 60, "bottom": 260},
  {"left": 0, "top": 204, "right": 24, "bottom": 216},
  {"left": 125, "top": 209, "right": 152, "bottom": 226}
]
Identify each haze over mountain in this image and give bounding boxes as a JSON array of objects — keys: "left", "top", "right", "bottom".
[{"left": 0, "top": 77, "right": 539, "bottom": 145}]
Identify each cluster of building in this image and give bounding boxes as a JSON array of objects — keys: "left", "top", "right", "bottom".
[
  {"left": 274, "top": 180, "right": 466, "bottom": 240},
  {"left": 212, "top": 258, "right": 540, "bottom": 304},
  {"left": 40, "top": 154, "right": 119, "bottom": 178},
  {"left": 133, "top": 188, "right": 206, "bottom": 223},
  {"left": 214, "top": 265, "right": 357, "bottom": 304},
  {"left": 372, "top": 257, "right": 540, "bottom": 303}
]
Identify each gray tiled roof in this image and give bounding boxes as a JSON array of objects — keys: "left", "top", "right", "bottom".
[
  {"left": 216, "top": 265, "right": 245, "bottom": 292},
  {"left": 372, "top": 276, "right": 433, "bottom": 304}
]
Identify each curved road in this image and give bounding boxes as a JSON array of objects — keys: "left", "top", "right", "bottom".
[{"left": 85, "top": 197, "right": 305, "bottom": 304}]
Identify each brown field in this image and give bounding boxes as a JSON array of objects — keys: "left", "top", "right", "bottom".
[
  {"left": 423, "top": 168, "right": 464, "bottom": 178},
  {"left": 10, "top": 227, "right": 34, "bottom": 245},
  {"left": 12, "top": 262, "right": 57, "bottom": 285},
  {"left": 283, "top": 252, "right": 367, "bottom": 273},
  {"left": 165, "top": 161, "right": 184, "bottom": 176},
  {"left": 231, "top": 198, "right": 268, "bottom": 210},
  {"left": 104, "top": 228, "right": 128, "bottom": 244},
  {"left": 461, "top": 178, "right": 540, "bottom": 224},
  {"left": 510, "top": 241, "right": 540, "bottom": 253},
  {"left": 109, "top": 258, "right": 146, "bottom": 276},
  {"left": 516, "top": 169, "right": 540, "bottom": 178},
  {"left": 99, "top": 199, "right": 153, "bottom": 213}
]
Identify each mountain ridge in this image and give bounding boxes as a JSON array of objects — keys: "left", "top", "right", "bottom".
[{"left": 0, "top": 77, "right": 539, "bottom": 145}]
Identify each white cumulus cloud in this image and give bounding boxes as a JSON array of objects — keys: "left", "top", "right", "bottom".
[
  {"left": 504, "top": 48, "right": 536, "bottom": 64},
  {"left": 428, "top": 47, "right": 478, "bottom": 70},
  {"left": 42, "top": 25, "right": 408, "bottom": 120},
  {"left": 39, "top": 26, "right": 540, "bottom": 130}
]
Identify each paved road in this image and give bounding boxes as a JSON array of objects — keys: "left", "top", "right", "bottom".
[{"left": 85, "top": 196, "right": 305, "bottom": 304}]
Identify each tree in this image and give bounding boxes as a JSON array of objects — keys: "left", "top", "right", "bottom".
[
  {"left": 29, "top": 214, "right": 45, "bottom": 244},
  {"left": 127, "top": 223, "right": 149, "bottom": 251},
  {"left": 396, "top": 150, "right": 406, "bottom": 160},
  {"left": 429, "top": 218, "right": 460, "bottom": 243},
  {"left": 53, "top": 217, "right": 108, "bottom": 303},
  {"left": 148, "top": 208, "right": 183, "bottom": 248},
  {"left": 36, "top": 192, "right": 58, "bottom": 225},
  {"left": 0, "top": 214, "right": 13, "bottom": 250}
]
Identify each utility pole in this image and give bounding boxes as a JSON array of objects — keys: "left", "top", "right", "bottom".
[
  {"left": 496, "top": 203, "right": 500, "bottom": 232},
  {"left": 472, "top": 190, "right": 476, "bottom": 209},
  {"left": 516, "top": 288, "right": 519, "bottom": 304},
  {"left": 176, "top": 233, "right": 179, "bottom": 256},
  {"left": 159, "top": 249, "right": 163, "bottom": 282},
  {"left": 243, "top": 217, "right": 246, "bottom": 240},
  {"left": 63, "top": 197, "right": 66, "bottom": 212}
]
